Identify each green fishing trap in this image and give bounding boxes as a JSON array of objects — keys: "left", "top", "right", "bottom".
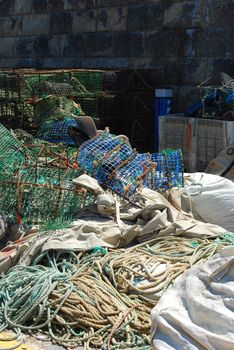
[
  {"left": 0, "top": 123, "right": 91, "bottom": 227},
  {"left": 33, "top": 95, "right": 84, "bottom": 124},
  {"left": 0, "top": 165, "right": 95, "bottom": 226},
  {"left": 0, "top": 69, "right": 103, "bottom": 102}
]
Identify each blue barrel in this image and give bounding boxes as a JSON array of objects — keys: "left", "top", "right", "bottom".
[{"left": 154, "top": 88, "right": 173, "bottom": 151}]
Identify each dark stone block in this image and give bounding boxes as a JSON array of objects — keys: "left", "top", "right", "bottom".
[
  {"left": 43, "top": 57, "right": 128, "bottom": 69},
  {"left": 62, "top": 32, "right": 113, "bottom": 58},
  {"left": 184, "top": 27, "right": 228, "bottom": 57},
  {"left": 164, "top": 1, "right": 204, "bottom": 27},
  {"left": 0, "top": 37, "right": 15, "bottom": 58},
  {"left": 97, "top": 7, "right": 127, "bottom": 31},
  {"left": 145, "top": 29, "right": 183, "bottom": 57},
  {"left": 163, "top": 59, "right": 181, "bottom": 85},
  {"left": 180, "top": 58, "right": 209, "bottom": 85},
  {"left": 0, "top": 58, "right": 18, "bottom": 67},
  {"left": 43, "top": 57, "right": 78, "bottom": 67},
  {"left": 73, "top": 9, "right": 97, "bottom": 33},
  {"left": 48, "top": 35, "right": 61, "bottom": 56},
  {"left": 61, "top": 33, "right": 87, "bottom": 57},
  {"left": 22, "top": 14, "right": 50, "bottom": 35},
  {"left": 128, "top": 4, "right": 164, "bottom": 31},
  {"left": 203, "top": 27, "right": 228, "bottom": 57},
  {"left": 16, "top": 37, "right": 35, "bottom": 56},
  {"left": 33, "top": 34, "right": 50, "bottom": 56},
  {"left": 86, "top": 0, "right": 166, "bottom": 8},
  {"left": 209, "top": 58, "right": 234, "bottom": 77},
  {"left": 65, "top": 0, "right": 86, "bottom": 10},
  {"left": 0, "top": 0, "right": 14, "bottom": 16},
  {"left": 17, "top": 57, "right": 43, "bottom": 68},
  {"left": 47, "top": 0, "right": 64, "bottom": 11},
  {"left": 32, "top": 0, "right": 64, "bottom": 12},
  {"left": 15, "top": 0, "right": 32, "bottom": 14},
  {"left": 32, "top": 0, "right": 47, "bottom": 12},
  {"left": 184, "top": 28, "right": 203, "bottom": 57},
  {"left": 85, "top": 32, "right": 114, "bottom": 56},
  {"left": 227, "top": 28, "right": 234, "bottom": 59},
  {"left": 114, "top": 32, "right": 144, "bottom": 57},
  {"left": 51, "top": 11, "right": 72, "bottom": 34},
  {"left": 205, "top": 0, "right": 234, "bottom": 26},
  {"left": 0, "top": 16, "right": 23, "bottom": 36}
]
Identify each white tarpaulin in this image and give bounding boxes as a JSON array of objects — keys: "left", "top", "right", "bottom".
[
  {"left": 167, "top": 173, "right": 234, "bottom": 233},
  {"left": 182, "top": 173, "right": 234, "bottom": 232},
  {"left": 151, "top": 246, "right": 234, "bottom": 350}
]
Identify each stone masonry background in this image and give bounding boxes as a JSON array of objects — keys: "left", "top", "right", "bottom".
[{"left": 0, "top": 0, "right": 234, "bottom": 110}]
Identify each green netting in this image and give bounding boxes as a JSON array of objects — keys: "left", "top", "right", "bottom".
[
  {"left": 0, "top": 165, "right": 94, "bottom": 225},
  {"left": 0, "top": 70, "right": 103, "bottom": 101},
  {"left": 0, "top": 123, "right": 89, "bottom": 227},
  {"left": 71, "top": 71, "right": 103, "bottom": 94},
  {"left": 75, "top": 97, "right": 100, "bottom": 119},
  {"left": 13, "top": 129, "right": 78, "bottom": 168},
  {"left": 33, "top": 95, "right": 84, "bottom": 124},
  {"left": 0, "top": 101, "right": 34, "bottom": 130},
  {"left": 0, "top": 123, "right": 29, "bottom": 167}
]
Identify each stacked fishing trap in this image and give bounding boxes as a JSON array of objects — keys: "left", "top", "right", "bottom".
[
  {"left": 78, "top": 130, "right": 184, "bottom": 197},
  {"left": 0, "top": 69, "right": 103, "bottom": 135},
  {"left": 0, "top": 123, "right": 94, "bottom": 226}
]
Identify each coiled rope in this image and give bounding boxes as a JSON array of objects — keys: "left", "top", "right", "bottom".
[{"left": 0, "top": 233, "right": 233, "bottom": 349}]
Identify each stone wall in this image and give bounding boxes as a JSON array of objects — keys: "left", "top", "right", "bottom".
[{"left": 0, "top": 0, "right": 234, "bottom": 110}]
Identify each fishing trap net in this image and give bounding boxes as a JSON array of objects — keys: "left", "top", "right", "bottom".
[
  {"left": 0, "top": 123, "right": 32, "bottom": 175},
  {"left": 0, "top": 123, "right": 92, "bottom": 226},
  {"left": 33, "top": 95, "right": 84, "bottom": 124},
  {"left": 36, "top": 117, "right": 80, "bottom": 146},
  {"left": 77, "top": 131, "right": 184, "bottom": 196},
  {"left": 151, "top": 149, "right": 184, "bottom": 189},
  {"left": 0, "top": 165, "right": 94, "bottom": 225}
]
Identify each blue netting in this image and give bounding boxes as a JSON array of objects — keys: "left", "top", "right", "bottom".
[
  {"left": 77, "top": 132, "right": 184, "bottom": 197},
  {"left": 151, "top": 149, "right": 184, "bottom": 189},
  {"left": 78, "top": 132, "right": 155, "bottom": 196},
  {"left": 37, "top": 118, "right": 79, "bottom": 146},
  {"left": 77, "top": 132, "right": 126, "bottom": 173},
  {"left": 108, "top": 153, "right": 154, "bottom": 196}
]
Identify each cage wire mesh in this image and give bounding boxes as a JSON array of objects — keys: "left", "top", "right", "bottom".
[
  {"left": 14, "top": 132, "right": 78, "bottom": 169},
  {"left": 78, "top": 131, "right": 184, "bottom": 196},
  {"left": 32, "top": 81, "right": 74, "bottom": 96},
  {"left": 0, "top": 123, "right": 31, "bottom": 174},
  {"left": 151, "top": 149, "right": 184, "bottom": 189},
  {"left": 0, "top": 122, "right": 91, "bottom": 226},
  {"left": 0, "top": 165, "right": 94, "bottom": 225},
  {"left": 0, "top": 101, "right": 34, "bottom": 130},
  {"left": 0, "top": 70, "right": 103, "bottom": 101},
  {"left": 33, "top": 96, "right": 84, "bottom": 124},
  {"left": 36, "top": 117, "right": 80, "bottom": 146}
]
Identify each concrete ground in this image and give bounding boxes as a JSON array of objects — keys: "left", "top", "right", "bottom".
[
  {"left": 0, "top": 331, "right": 152, "bottom": 349},
  {"left": 0, "top": 332, "right": 83, "bottom": 350}
]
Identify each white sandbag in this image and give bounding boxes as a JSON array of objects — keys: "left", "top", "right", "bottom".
[
  {"left": 151, "top": 246, "right": 234, "bottom": 350},
  {"left": 182, "top": 172, "right": 234, "bottom": 232}
]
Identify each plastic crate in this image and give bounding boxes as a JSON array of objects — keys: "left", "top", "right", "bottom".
[
  {"left": 195, "top": 118, "right": 234, "bottom": 171},
  {"left": 158, "top": 115, "right": 193, "bottom": 171},
  {"left": 158, "top": 115, "right": 234, "bottom": 172}
]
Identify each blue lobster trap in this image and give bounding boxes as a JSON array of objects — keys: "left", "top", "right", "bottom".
[
  {"left": 78, "top": 131, "right": 184, "bottom": 197},
  {"left": 37, "top": 118, "right": 79, "bottom": 146}
]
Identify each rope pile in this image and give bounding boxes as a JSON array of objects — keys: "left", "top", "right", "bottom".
[
  {"left": 99, "top": 235, "right": 233, "bottom": 304},
  {"left": 0, "top": 234, "right": 233, "bottom": 349}
]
